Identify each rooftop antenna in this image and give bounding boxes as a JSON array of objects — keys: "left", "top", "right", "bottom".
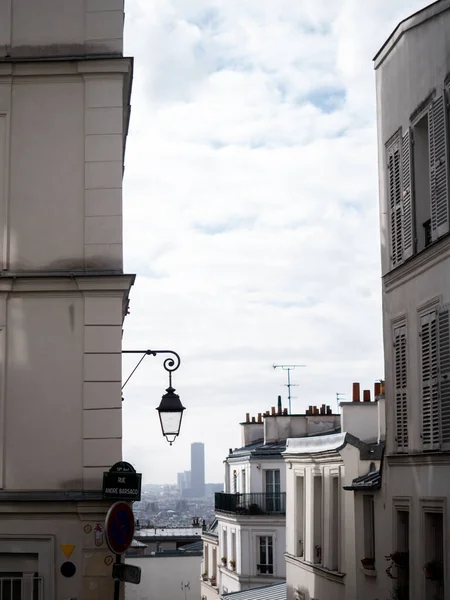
[
  {"left": 336, "top": 392, "right": 346, "bottom": 413},
  {"left": 273, "top": 364, "right": 306, "bottom": 414}
]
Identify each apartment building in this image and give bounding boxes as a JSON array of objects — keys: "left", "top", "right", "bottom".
[
  {"left": 284, "top": 384, "right": 384, "bottom": 600},
  {"left": 374, "top": 1, "right": 450, "bottom": 599},
  {"left": 0, "top": 1, "right": 133, "bottom": 598},
  {"left": 201, "top": 519, "right": 220, "bottom": 600},
  {"left": 211, "top": 402, "right": 340, "bottom": 597}
]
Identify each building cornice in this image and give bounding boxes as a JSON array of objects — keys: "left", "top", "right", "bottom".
[
  {"left": 217, "top": 513, "right": 285, "bottom": 526},
  {"left": 0, "top": 273, "right": 135, "bottom": 294},
  {"left": 0, "top": 56, "right": 132, "bottom": 78},
  {"left": 285, "top": 553, "right": 346, "bottom": 583},
  {"left": 384, "top": 233, "right": 450, "bottom": 292},
  {"left": 374, "top": 0, "right": 450, "bottom": 67},
  {"left": 386, "top": 451, "right": 450, "bottom": 466}
]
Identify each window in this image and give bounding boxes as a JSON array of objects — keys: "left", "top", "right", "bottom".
[
  {"left": 295, "top": 476, "right": 304, "bottom": 558},
  {"left": 396, "top": 510, "right": 410, "bottom": 598},
  {"left": 330, "top": 476, "right": 339, "bottom": 571},
  {"left": 363, "top": 495, "right": 375, "bottom": 561},
  {"left": 231, "top": 532, "right": 236, "bottom": 567},
  {"left": 394, "top": 323, "right": 408, "bottom": 452},
  {"left": 0, "top": 573, "right": 42, "bottom": 600},
  {"left": 241, "top": 470, "right": 246, "bottom": 495},
  {"left": 265, "top": 470, "right": 281, "bottom": 512},
  {"left": 313, "top": 475, "right": 322, "bottom": 564},
  {"left": 204, "top": 543, "right": 209, "bottom": 575},
  {"left": 386, "top": 91, "right": 449, "bottom": 269},
  {"left": 419, "top": 305, "right": 450, "bottom": 450},
  {"left": 420, "top": 310, "right": 439, "bottom": 449},
  {"left": 424, "top": 510, "right": 444, "bottom": 600},
  {"left": 258, "top": 536, "right": 273, "bottom": 575}
]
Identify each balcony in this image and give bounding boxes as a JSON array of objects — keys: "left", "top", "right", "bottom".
[
  {"left": 0, "top": 576, "right": 43, "bottom": 599},
  {"left": 215, "top": 492, "right": 286, "bottom": 516}
]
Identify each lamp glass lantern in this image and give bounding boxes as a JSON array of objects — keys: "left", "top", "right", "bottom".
[{"left": 156, "top": 386, "right": 185, "bottom": 445}]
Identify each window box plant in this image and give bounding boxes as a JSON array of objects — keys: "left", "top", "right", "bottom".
[
  {"left": 221, "top": 556, "right": 227, "bottom": 565},
  {"left": 201, "top": 572, "right": 208, "bottom": 581},
  {"left": 229, "top": 559, "right": 236, "bottom": 570},
  {"left": 209, "top": 576, "right": 216, "bottom": 586},
  {"left": 361, "top": 557, "right": 375, "bottom": 570},
  {"left": 423, "top": 560, "right": 443, "bottom": 581},
  {"left": 385, "top": 551, "right": 409, "bottom": 579}
]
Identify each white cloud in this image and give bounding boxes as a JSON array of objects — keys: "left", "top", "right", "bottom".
[{"left": 122, "top": 0, "right": 428, "bottom": 484}]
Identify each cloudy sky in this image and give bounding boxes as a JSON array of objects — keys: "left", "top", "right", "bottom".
[{"left": 121, "top": 0, "right": 428, "bottom": 485}]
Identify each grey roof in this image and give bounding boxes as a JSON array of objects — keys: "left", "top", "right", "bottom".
[
  {"left": 344, "top": 462, "right": 382, "bottom": 491},
  {"left": 229, "top": 440, "right": 287, "bottom": 460},
  {"left": 222, "top": 583, "right": 286, "bottom": 600},
  {"left": 181, "top": 540, "right": 203, "bottom": 552}
]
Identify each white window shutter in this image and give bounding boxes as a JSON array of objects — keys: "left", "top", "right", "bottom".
[
  {"left": 387, "top": 139, "right": 403, "bottom": 266},
  {"left": 438, "top": 305, "right": 450, "bottom": 447},
  {"left": 401, "top": 130, "right": 414, "bottom": 259},
  {"left": 394, "top": 324, "right": 408, "bottom": 451},
  {"left": 429, "top": 94, "right": 449, "bottom": 240},
  {"left": 421, "top": 311, "right": 440, "bottom": 450}
]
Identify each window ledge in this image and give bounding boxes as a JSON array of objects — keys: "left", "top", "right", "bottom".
[
  {"left": 361, "top": 567, "right": 377, "bottom": 577},
  {"left": 285, "top": 553, "right": 345, "bottom": 583}
]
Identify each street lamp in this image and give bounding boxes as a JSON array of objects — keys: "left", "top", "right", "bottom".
[{"left": 122, "top": 349, "right": 185, "bottom": 445}]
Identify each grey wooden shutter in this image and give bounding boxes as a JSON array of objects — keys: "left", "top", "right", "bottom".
[
  {"left": 421, "top": 311, "right": 440, "bottom": 449},
  {"left": 429, "top": 94, "right": 449, "bottom": 240},
  {"left": 402, "top": 130, "right": 414, "bottom": 259},
  {"left": 388, "top": 139, "right": 402, "bottom": 266},
  {"left": 438, "top": 305, "right": 450, "bottom": 447},
  {"left": 394, "top": 324, "right": 408, "bottom": 451}
]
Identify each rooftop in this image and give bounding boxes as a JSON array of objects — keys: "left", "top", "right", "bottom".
[
  {"left": 135, "top": 527, "right": 202, "bottom": 538},
  {"left": 221, "top": 582, "right": 286, "bottom": 600}
]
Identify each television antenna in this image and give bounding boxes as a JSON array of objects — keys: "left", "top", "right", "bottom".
[
  {"left": 336, "top": 392, "right": 346, "bottom": 413},
  {"left": 273, "top": 364, "right": 306, "bottom": 414}
]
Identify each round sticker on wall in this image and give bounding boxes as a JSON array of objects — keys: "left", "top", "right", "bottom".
[{"left": 60, "top": 562, "right": 76, "bottom": 578}]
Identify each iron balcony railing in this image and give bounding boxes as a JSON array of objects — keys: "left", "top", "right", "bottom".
[
  {"left": 0, "top": 576, "right": 43, "bottom": 600},
  {"left": 215, "top": 492, "right": 286, "bottom": 515}
]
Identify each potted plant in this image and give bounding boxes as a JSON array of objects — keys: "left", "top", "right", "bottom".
[
  {"left": 229, "top": 559, "right": 236, "bottom": 570},
  {"left": 385, "top": 551, "right": 409, "bottom": 579},
  {"left": 221, "top": 556, "right": 227, "bottom": 565},
  {"left": 209, "top": 575, "right": 216, "bottom": 586},
  {"left": 423, "top": 559, "right": 443, "bottom": 581},
  {"left": 361, "top": 557, "right": 375, "bottom": 570},
  {"left": 201, "top": 572, "right": 208, "bottom": 581}
]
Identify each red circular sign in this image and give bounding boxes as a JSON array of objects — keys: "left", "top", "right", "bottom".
[{"left": 105, "top": 501, "right": 135, "bottom": 554}]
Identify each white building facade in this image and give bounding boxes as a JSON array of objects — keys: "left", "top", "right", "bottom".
[
  {"left": 201, "top": 519, "right": 220, "bottom": 600},
  {"left": 283, "top": 385, "right": 384, "bottom": 600},
  {"left": 212, "top": 406, "right": 340, "bottom": 597},
  {"left": 0, "top": 1, "right": 133, "bottom": 599},
  {"left": 375, "top": 2, "right": 450, "bottom": 599}
]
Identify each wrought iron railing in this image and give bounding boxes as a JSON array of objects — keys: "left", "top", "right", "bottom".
[
  {"left": 215, "top": 492, "right": 286, "bottom": 515},
  {"left": 0, "top": 576, "right": 43, "bottom": 600}
]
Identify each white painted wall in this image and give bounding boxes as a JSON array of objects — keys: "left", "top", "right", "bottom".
[{"left": 125, "top": 555, "right": 202, "bottom": 600}]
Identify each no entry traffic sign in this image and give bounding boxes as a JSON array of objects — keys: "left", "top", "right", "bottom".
[{"left": 105, "top": 501, "right": 135, "bottom": 554}]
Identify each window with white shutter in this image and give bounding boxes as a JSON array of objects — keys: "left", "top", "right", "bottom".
[
  {"left": 387, "top": 138, "right": 402, "bottom": 266},
  {"left": 413, "top": 110, "right": 432, "bottom": 252},
  {"left": 420, "top": 311, "right": 440, "bottom": 450},
  {"left": 429, "top": 94, "right": 449, "bottom": 240},
  {"left": 402, "top": 130, "right": 414, "bottom": 259},
  {"left": 394, "top": 324, "right": 408, "bottom": 452},
  {"left": 438, "top": 305, "right": 450, "bottom": 448}
]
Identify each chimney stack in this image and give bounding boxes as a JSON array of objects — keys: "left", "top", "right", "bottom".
[
  {"left": 327, "top": 406, "right": 332, "bottom": 415},
  {"left": 352, "top": 382, "right": 360, "bottom": 402},
  {"left": 277, "top": 395, "right": 282, "bottom": 415},
  {"left": 271, "top": 406, "right": 276, "bottom": 416},
  {"left": 257, "top": 413, "right": 262, "bottom": 423},
  {"left": 283, "top": 408, "right": 288, "bottom": 415},
  {"left": 363, "top": 389, "right": 371, "bottom": 403},
  {"left": 374, "top": 382, "right": 381, "bottom": 397},
  {"left": 251, "top": 416, "right": 256, "bottom": 423},
  {"left": 320, "top": 404, "right": 326, "bottom": 415},
  {"left": 246, "top": 413, "right": 250, "bottom": 423}
]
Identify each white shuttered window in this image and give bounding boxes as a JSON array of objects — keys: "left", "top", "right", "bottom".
[
  {"left": 438, "top": 305, "right": 450, "bottom": 447},
  {"left": 429, "top": 94, "right": 449, "bottom": 240},
  {"left": 421, "top": 311, "right": 440, "bottom": 449},
  {"left": 387, "top": 139, "right": 402, "bottom": 266},
  {"left": 402, "top": 130, "right": 414, "bottom": 259},
  {"left": 394, "top": 324, "right": 408, "bottom": 451}
]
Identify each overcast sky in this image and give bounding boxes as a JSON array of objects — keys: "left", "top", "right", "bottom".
[{"left": 121, "top": 0, "right": 428, "bottom": 485}]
